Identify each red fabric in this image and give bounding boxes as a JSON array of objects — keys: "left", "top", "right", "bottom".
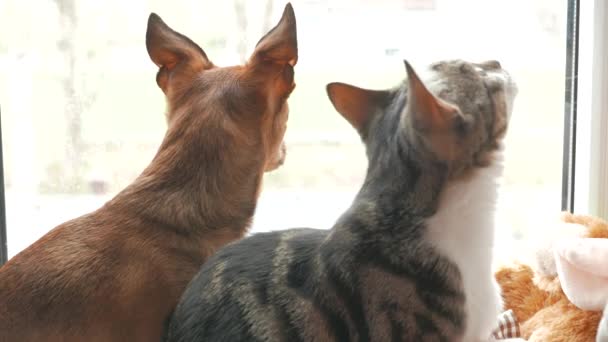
[{"left": 492, "top": 309, "right": 521, "bottom": 339}]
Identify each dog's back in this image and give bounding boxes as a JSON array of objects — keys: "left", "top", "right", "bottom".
[
  {"left": 0, "top": 211, "right": 190, "bottom": 340},
  {"left": 0, "top": 4, "right": 297, "bottom": 341}
]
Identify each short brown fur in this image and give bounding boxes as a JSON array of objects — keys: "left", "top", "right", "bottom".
[{"left": 0, "top": 4, "right": 297, "bottom": 342}]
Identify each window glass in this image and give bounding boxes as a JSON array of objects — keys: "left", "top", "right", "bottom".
[{"left": 0, "top": 0, "right": 565, "bottom": 258}]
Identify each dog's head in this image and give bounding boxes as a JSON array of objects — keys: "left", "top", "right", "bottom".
[{"left": 146, "top": 3, "right": 297, "bottom": 172}]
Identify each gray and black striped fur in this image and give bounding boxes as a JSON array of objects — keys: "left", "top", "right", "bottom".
[{"left": 166, "top": 59, "right": 518, "bottom": 342}]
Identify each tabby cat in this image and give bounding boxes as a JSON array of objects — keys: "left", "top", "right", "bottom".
[{"left": 165, "top": 59, "right": 518, "bottom": 341}]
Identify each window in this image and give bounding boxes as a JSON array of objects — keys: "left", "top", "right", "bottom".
[
  {"left": 572, "top": 0, "right": 608, "bottom": 218},
  {"left": 0, "top": 0, "right": 587, "bottom": 260}
]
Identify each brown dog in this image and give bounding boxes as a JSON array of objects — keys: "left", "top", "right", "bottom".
[{"left": 0, "top": 4, "right": 297, "bottom": 341}]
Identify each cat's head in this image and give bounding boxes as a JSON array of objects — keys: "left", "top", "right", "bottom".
[{"left": 326, "top": 59, "right": 517, "bottom": 178}]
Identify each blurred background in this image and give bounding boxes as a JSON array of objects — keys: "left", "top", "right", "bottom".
[{"left": 0, "top": 0, "right": 565, "bottom": 258}]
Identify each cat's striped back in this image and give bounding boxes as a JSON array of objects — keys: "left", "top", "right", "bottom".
[{"left": 166, "top": 59, "right": 517, "bottom": 342}]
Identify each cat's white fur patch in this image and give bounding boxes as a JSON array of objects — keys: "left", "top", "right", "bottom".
[{"left": 425, "top": 153, "right": 504, "bottom": 342}]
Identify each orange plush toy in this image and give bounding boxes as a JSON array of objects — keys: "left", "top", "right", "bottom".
[{"left": 495, "top": 212, "right": 608, "bottom": 342}]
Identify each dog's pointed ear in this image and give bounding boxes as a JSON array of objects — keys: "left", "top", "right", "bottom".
[
  {"left": 326, "top": 82, "right": 390, "bottom": 137},
  {"left": 250, "top": 3, "right": 297, "bottom": 67},
  {"left": 146, "top": 13, "right": 213, "bottom": 93},
  {"left": 403, "top": 60, "right": 457, "bottom": 132}
]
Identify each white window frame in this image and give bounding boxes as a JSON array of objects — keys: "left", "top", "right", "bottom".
[{"left": 574, "top": 0, "right": 608, "bottom": 219}]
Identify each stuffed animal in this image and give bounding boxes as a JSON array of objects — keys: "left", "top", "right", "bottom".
[{"left": 495, "top": 212, "right": 608, "bottom": 341}]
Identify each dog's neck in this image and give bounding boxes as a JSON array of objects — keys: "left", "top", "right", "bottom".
[{"left": 107, "top": 111, "right": 264, "bottom": 238}]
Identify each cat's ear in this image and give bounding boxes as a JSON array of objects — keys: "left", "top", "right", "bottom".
[
  {"left": 146, "top": 13, "right": 213, "bottom": 93},
  {"left": 404, "top": 60, "right": 470, "bottom": 162},
  {"left": 326, "top": 82, "right": 390, "bottom": 136},
  {"left": 403, "top": 60, "right": 458, "bottom": 132}
]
